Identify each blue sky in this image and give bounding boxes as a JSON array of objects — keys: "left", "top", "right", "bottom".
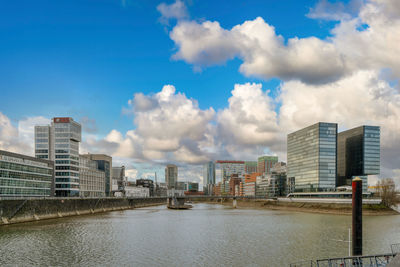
[
  {"left": 1, "top": 0, "right": 399, "bottom": 185},
  {"left": 0, "top": 0, "right": 333, "bottom": 135}
]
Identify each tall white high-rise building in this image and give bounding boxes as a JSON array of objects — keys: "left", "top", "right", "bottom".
[{"left": 35, "top": 117, "right": 81, "bottom": 197}]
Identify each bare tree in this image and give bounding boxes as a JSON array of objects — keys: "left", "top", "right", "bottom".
[{"left": 376, "top": 178, "right": 398, "bottom": 207}]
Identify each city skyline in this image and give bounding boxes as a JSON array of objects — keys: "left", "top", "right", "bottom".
[{"left": 1, "top": 0, "right": 400, "bottom": 187}]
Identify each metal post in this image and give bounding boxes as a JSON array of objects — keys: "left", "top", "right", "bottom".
[
  {"left": 349, "top": 228, "right": 351, "bottom": 257},
  {"left": 233, "top": 197, "right": 237, "bottom": 208},
  {"left": 352, "top": 177, "right": 362, "bottom": 256}
]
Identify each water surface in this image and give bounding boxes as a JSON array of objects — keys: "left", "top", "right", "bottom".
[{"left": 1, "top": 203, "right": 399, "bottom": 266}]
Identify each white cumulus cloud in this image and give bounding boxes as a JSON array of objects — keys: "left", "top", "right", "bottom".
[
  {"left": 167, "top": 0, "right": 400, "bottom": 84},
  {"left": 157, "top": 0, "right": 188, "bottom": 25}
]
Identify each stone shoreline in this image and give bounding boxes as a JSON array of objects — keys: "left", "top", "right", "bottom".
[
  {"left": 199, "top": 199, "right": 399, "bottom": 216},
  {"left": 0, "top": 198, "right": 167, "bottom": 226}
]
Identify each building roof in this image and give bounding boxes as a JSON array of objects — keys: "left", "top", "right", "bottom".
[
  {"left": 216, "top": 160, "right": 245, "bottom": 164},
  {"left": 0, "top": 149, "right": 54, "bottom": 166}
]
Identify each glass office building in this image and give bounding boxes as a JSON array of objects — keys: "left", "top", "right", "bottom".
[
  {"left": 0, "top": 150, "right": 54, "bottom": 197},
  {"left": 287, "top": 122, "right": 337, "bottom": 192},
  {"left": 203, "top": 161, "right": 215, "bottom": 195},
  {"left": 35, "top": 117, "right": 81, "bottom": 197},
  {"left": 337, "top": 126, "right": 380, "bottom": 190},
  {"left": 165, "top": 164, "right": 178, "bottom": 189}
]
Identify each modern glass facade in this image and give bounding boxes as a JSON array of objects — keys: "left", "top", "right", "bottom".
[
  {"left": 337, "top": 125, "right": 380, "bottom": 190},
  {"left": 215, "top": 161, "right": 245, "bottom": 181},
  {"left": 0, "top": 150, "right": 54, "bottom": 197},
  {"left": 165, "top": 164, "right": 178, "bottom": 189},
  {"left": 35, "top": 117, "right": 81, "bottom": 197},
  {"left": 203, "top": 161, "right": 215, "bottom": 194},
  {"left": 287, "top": 122, "right": 337, "bottom": 192}
]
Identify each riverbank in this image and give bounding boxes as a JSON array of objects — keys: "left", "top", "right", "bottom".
[
  {"left": 0, "top": 197, "right": 167, "bottom": 226},
  {"left": 200, "top": 199, "right": 398, "bottom": 215}
]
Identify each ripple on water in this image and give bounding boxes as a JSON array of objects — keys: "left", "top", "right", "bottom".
[{"left": 0, "top": 204, "right": 399, "bottom": 267}]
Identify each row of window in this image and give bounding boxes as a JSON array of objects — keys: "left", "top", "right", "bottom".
[
  {"left": 55, "top": 138, "right": 70, "bottom": 143},
  {"left": 55, "top": 160, "right": 71, "bottom": 164},
  {"left": 35, "top": 138, "right": 49, "bottom": 143},
  {"left": 56, "top": 178, "right": 79, "bottom": 183},
  {"left": 55, "top": 184, "right": 79, "bottom": 189},
  {"left": 55, "top": 133, "right": 70, "bottom": 137},
  {"left": 0, "top": 161, "right": 53, "bottom": 175},
  {"left": 0, "top": 178, "right": 51, "bottom": 189},
  {"left": 36, "top": 144, "right": 48, "bottom": 148},
  {"left": 0, "top": 187, "right": 51, "bottom": 196},
  {"left": 55, "top": 149, "right": 69, "bottom": 153},
  {"left": 55, "top": 166, "right": 79, "bottom": 171},
  {"left": 55, "top": 144, "right": 69, "bottom": 148},
  {"left": 55, "top": 172, "right": 79, "bottom": 177},
  {"left": 0, "top": 170, "right": 53, "bottom": 182}
]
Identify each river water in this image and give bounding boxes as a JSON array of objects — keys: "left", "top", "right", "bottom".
[{"left": 1, "top": 203, "right": 399, "bottom": 267}]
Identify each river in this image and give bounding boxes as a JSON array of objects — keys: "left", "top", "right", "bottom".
[{"left": 0, "top": 203, "right": 399, "bottom": 266}]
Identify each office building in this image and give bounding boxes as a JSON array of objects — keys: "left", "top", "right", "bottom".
[
  {"left": 244, "top": 161, "right": 258, "bottom": 174},
  {"left": 337, "top": 126, "right": 380, "bottom": 191},
  {"left": 257, "top": 156, "right": 278, "bottom": 175},
  {"left": 256, "top": 162, "right": 288, "bottom": 198},
  {"left": 79, "top": 155, "right": 105, "bottom": 197},
  {"left": 112, "top": 166, "right": 126, "bottom": 194},
  {"left": 165, "top": 164, "right": 178, "bottom": 189},
  {"left": 229, "top": 175, "right": 241, "bottom": 196},
  {"left": 255, "top": 175, "right": 269, "bottom": 198},
  {"left": 35, "top": 117, "right": 81, "bottom": 197},
  {"left": 136, "top": 178, "right": 155, "bottom": 196},
  {"left": 214, "top": 182, "right": 221, "bottom": 196},
  {"left": 156, "top": 182, "right": 168, "bottom": 197},
  {"left": 287, "top": 122, "right": 337, "bottom": 192},
  {"left": 243, "top": 172, "right": 260, "bottom": 197},
  {"left": 244, "top": 182, "right": 256, "bottom": 197},
  {"left": 83, "top": 154, "right": 112, "bottom": 196},
  {"left": 0, "top": 150, "right": 54, "bottom": 197},
  {"left": 176, "top": 181, "right": 185, "bottom": 190},
  {"left": 203, "top": 161, "right": 215, "bottom": 194},
  {"left": 184, "top": 182, "right": 199, "bottom": 192},
  {"left": 125, "top": 184, "right": 150, "bottom": 198},
  {"left": 215, "top": 160, "right": 245, "bottom": 183}
]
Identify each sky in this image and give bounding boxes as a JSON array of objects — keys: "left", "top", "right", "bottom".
[{"left": 1, "top": 0, "right": 400, "bottom": 187}]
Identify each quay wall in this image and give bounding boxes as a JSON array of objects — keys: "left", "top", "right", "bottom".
[{"left": 0, "top": 197, "right": 167, "bottom": 225}]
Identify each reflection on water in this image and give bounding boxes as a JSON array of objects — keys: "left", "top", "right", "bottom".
[{"left": 0, "top": 203, "right": 399, "bottom": 267}]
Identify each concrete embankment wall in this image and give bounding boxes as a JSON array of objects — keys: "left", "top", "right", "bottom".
[{"left": 0, "top": 197, "right": 167, "bottom": 226}]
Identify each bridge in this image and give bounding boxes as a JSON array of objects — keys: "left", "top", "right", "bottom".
[{"left": 177, "top": 195, "right": 260, "bottom": 199}]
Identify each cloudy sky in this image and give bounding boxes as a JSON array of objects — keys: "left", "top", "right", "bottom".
[{"left": 1, "top": 0, "right": 399, "bottom": 187}]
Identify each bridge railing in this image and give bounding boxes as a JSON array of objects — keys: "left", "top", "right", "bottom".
[
  {"left": 315, "top": 254, "right": 395, "bottom": 267},
  {"left": 290, "top": 253, "right": 397, "bottom": 267},
  {"left": 391, "top": 243, "right": 400, "bottom": 254}
]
